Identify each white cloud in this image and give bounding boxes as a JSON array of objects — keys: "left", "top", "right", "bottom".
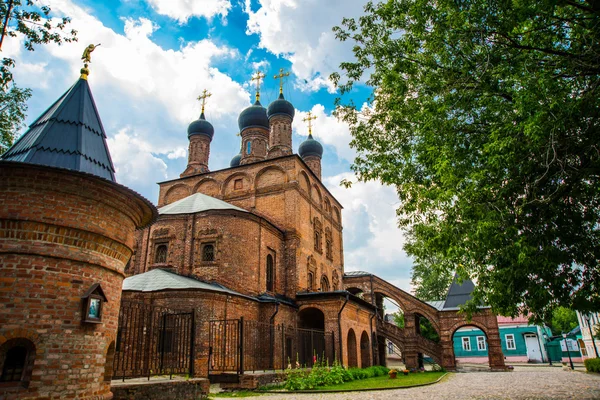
[
  {"left": 323, "top": 172, "right": 413, "bottom": 292},
  {"left": 107, "top": 128, "right": 168, "bottom": 195},
  {"left": 167, "top": 147, "right": 187, "bottom": 159},
  {"left": 146, "top": 0, "right": 232, "bottom": 23},
  {"left": 245, "top": 0, "right": 365, "bottom": 92}
]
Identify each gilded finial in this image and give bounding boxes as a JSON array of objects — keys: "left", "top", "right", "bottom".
[
  {"left": 251, "top": 70, "right": 266, "bottom": 102},
  {"left": 303, "top": 111, "right": 317, "bottom": 136},
  {"left": 80, "top": 43, "right": 101, "bottom": 80},
  {"left": 273, "top": 68, "right": 290, "bottom": 95},
  {"left": 197, "top": 89, "right": 212, "bottom": 115}
]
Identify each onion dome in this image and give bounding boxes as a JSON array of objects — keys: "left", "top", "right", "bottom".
[
  {"left": 230, "top": 152, "right": 241, "bottom": 167},
  {"left": 298, "top": 134, "right": 323, "bottom": 159},
  {"left": 238, "top": 100, "right": 269, "bottom": 132},
  {"left": 187, "top": 113, "right": 214, "bottom": 140},
  {"left": 267, "top": 93, "right": 295, "bottom": 120}
]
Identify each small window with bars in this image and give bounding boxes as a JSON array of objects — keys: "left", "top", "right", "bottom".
[
  {"left": 154, "top": 244, "right": 168, "bottom": 264},
  {"left": 202, "top": 243, "right": 215, "bottom": 262}
]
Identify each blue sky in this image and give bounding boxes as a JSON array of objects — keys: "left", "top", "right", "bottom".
[{"left": 5, "top": 0, "right": 414, "bottom": 300}]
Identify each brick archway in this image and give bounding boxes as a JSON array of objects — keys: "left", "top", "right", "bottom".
[{"left": 347, "top": 329, "right": 358, "bottom": 368}]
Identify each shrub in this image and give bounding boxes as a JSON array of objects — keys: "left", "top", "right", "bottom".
[{"left": 584, "top": 358, "right": 600, "bottom": 373}]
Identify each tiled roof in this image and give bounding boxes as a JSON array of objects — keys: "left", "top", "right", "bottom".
[
  {"left": 1, "top": 78, "right": 115, "bottom": 181},
  {"left": 443, "top": 275, "right": 475, "bottom": 309},
  {"left": 158, "top": 193, "right": 247, "bottom": 215}
]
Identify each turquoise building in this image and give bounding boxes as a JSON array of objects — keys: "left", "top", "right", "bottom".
[{"left": 453, "top": 315, "right": 551, "bottom": 364}]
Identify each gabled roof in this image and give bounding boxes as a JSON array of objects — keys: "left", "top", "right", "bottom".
[
  {"left": 158, "top": 192, "right": 247, "bottom": 215},
  {"left": 1, "top": 78, "right": 116, "bottom": 181},
  {"left": 443, "top": 275, "right": 476, "bottom": 310},
  {"left": 123, "top": 268, "right": 244, "bottom": 297}
]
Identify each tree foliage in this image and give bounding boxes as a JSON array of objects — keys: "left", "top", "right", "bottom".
[
  {"left": 548, "top": 307, "right": 578, "bottom": 335},
  {"left": 332, "top": 0, "right": 600, "bottom": 322},
  {"left": 0, "top": 0, "right": 77, "bottom": 153}
]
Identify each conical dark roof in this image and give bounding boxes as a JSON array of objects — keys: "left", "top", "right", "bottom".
[
  {"left": 1, "top": 78, "right": 116, "bottom": 181},
  {"left": 442, "top": 275, "right": 475, "bottom": 309}
]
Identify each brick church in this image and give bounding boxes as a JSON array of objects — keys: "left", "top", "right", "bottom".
[{"left": 0, "top": 57, "right": 505, "bottom": 399}]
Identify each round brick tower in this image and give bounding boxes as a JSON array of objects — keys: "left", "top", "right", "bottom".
[{"left": 0, "top": 72, "right": 156, "bottom": 399}]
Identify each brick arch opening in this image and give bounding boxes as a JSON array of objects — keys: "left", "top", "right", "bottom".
[
  {"left": 450, "top": 324, "right": 491, "bottom": 369},
  {"left": 103, "top": 341, "right": 115, "bottom": 382},
  {"left": 415, "top": 313, "right": 440, "bottom": 343},
  {"left": 347, "top": 328, "right": 358, "bottom": 368},
  {"left": 298, "top": 307, "right": 324, "bottom": 331},
  {"left": 360, "top": 331, "right": 370, "bottom": 368},
  {"left": 0, "top": 338, "right": 36, "bottom": 388}
]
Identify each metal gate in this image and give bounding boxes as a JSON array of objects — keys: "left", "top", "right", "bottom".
[
  {"left": 113, "top": 301, "right": 195, "bottom": 380},
  {"left": 208, "top": 318, "right": 335, "bottom": 381}
]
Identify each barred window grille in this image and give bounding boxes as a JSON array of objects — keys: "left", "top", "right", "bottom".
[
  {"left": 155, "top": 244, "right": 168, "bottom": 264},
  {"left": 0, "top": 346, "right": 27, "bottom": 382},
  {"left": 202, "top": 244, "right": 215, "bottom": 262}
]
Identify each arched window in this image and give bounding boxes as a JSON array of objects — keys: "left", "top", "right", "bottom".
[
  {"left": 1, "top": 346, "right": 27, "bottom": 382},
  {"left": 325, "top": 228, "right": 333, "bottom": 260},
  {"left": 332, "top": 270, "right": 339, "bottom": 291},
  {"left": 246, "top": 141, "right": 252, "bottom": 155},
  {"left": 266, "top": 254, "right": 274, "bottom": 292},
  {"left": 202, "top": 244, "right": 215, "bottom": 262},
  {"left": 313, "top": 218, "right": 322, "bottom": 253},
  {"left": 155, "top": 244, "right": 167, "bottom": 264},
  {"left": 321, "top": 275, "right": 330, "bottom": 292},
  {"left": 307, "top": 272, "right": 314, "bottom": 291}
]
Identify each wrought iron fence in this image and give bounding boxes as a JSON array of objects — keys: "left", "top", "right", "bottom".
[
  {"left": 113, "top": 301, "right": 195, "bottom": 380},
  {"left": 209, "top": 318, "right": 335, "bottom": 375}
]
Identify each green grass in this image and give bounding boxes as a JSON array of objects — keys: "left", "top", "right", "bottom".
[
  {"left": 300, "top": 371, "right": 446, "bottom": 391},
  {"left": 209, "top": 391, "right": 262, "bottom": 398},
  {"left": 209, "top": 372, "right": 446, "bottom": 397}
]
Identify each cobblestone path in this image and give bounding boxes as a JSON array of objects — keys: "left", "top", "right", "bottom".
[{"left": 247, "top": 367, "right": 600, "bottom": 399}]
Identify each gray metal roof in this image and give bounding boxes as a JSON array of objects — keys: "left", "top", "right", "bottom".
[
  {"left": 158, "top": 193, "right": 247, "bottom": 215},
  {"left": 123, "top": 268, "right": 244, "bottom": 297},
  {"left": 344, "top": 271, "right": 373, "bottom": 277},
  {"left": 1, "top": 78, "right": 116, "bottom": 181},
  {"left": 443, "top": 275, "right": 475, "bottom": 309},
  {"left": 426, "top": 300, "right": 445, "bottom": 310}
]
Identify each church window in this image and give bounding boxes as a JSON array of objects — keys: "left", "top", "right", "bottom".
[
  {"left": 246, "top": 141, "right": 252, "bottom": 155},
  {"left": 202, "top": 243, "right": 215, "bottom": 262},
  {"left": 325, "top": 228, "right": 333, "bottom": 260},
  {"left": 0, "top": 346, "right": 27, "bottom": 382},
  {"left": 266, "top": 254, "right": 274, "bottom": 292},
  {"left": 462, "top": 337, "right": 471, "bottom": 351},
  {"left": 307, "top": 272, "right": 314, "bottom": 291},
  {"left": 155, "top": 244, "right": 168, "bottom": 264},
  {"left": 313, "top": 218, "right": 323, "bottom": 254},
  {"left": 320, "top": 275, "right": 330, "bottom": 292}
]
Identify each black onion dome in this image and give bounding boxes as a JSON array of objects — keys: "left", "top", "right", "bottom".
[
  {"left": 298, "top": 134, "right": 323, "bottom": 158},
  {"left": 187, "top": 113, "right": 214, "bottom": 140},
  {"left": 267, "top": 93, "right": 295, "bottom": 120},
  {"left": 238, "top": 100, "right": 269, "bottom": 132},
  {"left": 230, "top": 152, "right": 241, "bottom": 167}
]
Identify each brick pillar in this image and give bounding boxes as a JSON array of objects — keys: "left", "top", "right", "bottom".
[
  {"left": 267, "top": 115, "right": 292, "bottom": 158},
  {"left": 0, "top": 162, "right": 155, "bottom": 400},
  {"left": 181, "top": 135, "right": 211, "bottom": 177},
  {"left": 240, "top": 127, "right": 269, "bottom": 165},
  {"left": 303, "top": 155, "right": 321, "bottom": 180},
  {"left": 403, "top": 313, "right": 418, "bottom": 369}
]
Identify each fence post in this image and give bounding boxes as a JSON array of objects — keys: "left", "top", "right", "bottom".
[
  {"left": 281, "top": 324, "right": 285, "bottom": 371},
  {"left": 239, "top": 317, "right": 245, "bottom": 375},
  {"left": 190, "top": 311, "right": 195, "bottom": 377}
]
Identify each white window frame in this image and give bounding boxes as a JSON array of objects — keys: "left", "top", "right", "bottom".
[
  {"left": 477, "top": 336, "right": 486, "bottom": 351},
  {"left": 505, "top": 334, "right": 516, "bottom": 350},
  {"left": 462, "top": 337, "right": 471, "bottom": 351}
]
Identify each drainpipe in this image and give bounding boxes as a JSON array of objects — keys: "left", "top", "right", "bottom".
[
  {"left": 370, "top": 308, "right": 377, "bottom": 365},
  {"left": 270, "top": 302, "right": 280, "bottom": 370},
  {"left": 338, "top": 293, "right": 350, "bottom": 362}
]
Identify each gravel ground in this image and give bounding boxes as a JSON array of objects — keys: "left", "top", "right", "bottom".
[{"left": 243, "top": 366, "right": 600, "bottom": 400}]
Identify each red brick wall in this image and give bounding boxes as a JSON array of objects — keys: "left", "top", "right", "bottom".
[
  {"left": 267, "top": 115, "right": 292, "bottom": 158},
  {"left": 0, "top": 163, "right": 155, "bottom": 400}
]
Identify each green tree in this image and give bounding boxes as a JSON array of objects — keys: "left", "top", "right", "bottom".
[
  {"left": 548, "top": 307, "right": 578, "bottom": 336},
  {"left": 392, "top": 311, "right": 404, "bottom": 328},
  {"left": 0, "top": 1, "right": 77, "bottom": 154},
  {"left": 332, "top": 0, "right": 600, "bottom": 322},
  {"left": 406, "top": 227, "right": 454, "bottom": 301}
]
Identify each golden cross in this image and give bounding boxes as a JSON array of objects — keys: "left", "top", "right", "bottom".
[
  {"left": 251, "top": 71, "right": 266, "bottom": 102},
  {"left": 273, "top": 68, "right": 290, "bottom": 94},
  {"left": 197, "top": 89, "right": 212, "bottom": 114},
  {"left": 303, "top": 111, "right": 317, "bottom": 135}
]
